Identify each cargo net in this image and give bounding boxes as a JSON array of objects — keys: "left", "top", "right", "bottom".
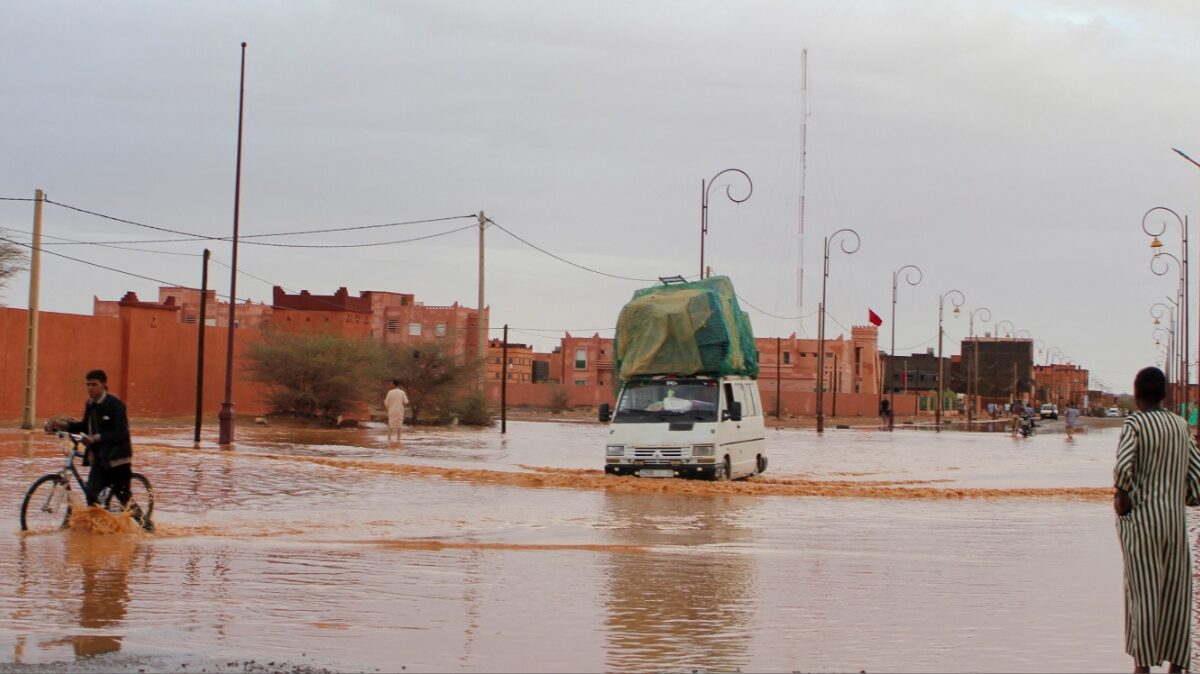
[{"left": 614, "top": 275, "right": 758, "bottom": 382}]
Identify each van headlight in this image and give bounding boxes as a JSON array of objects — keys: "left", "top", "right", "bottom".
[
  {"left": 606, "top": 445, "right": 626, "bottom": 457},
  {"left": 692, "top": 444, "right": 715, "bottom": 456}
]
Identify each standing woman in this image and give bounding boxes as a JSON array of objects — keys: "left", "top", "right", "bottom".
[{"left": 1115, "top": 366, "right": 1200, "bottom": 673}]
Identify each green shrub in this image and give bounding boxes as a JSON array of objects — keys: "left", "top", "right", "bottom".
[
  {"left": 384, "top": 341, "right": 481, "bottom": 425},
  {"left": 455, "top": 390, "right": 494, "bottom": 426},
  {"left": 246, "top": 329, "right": 384, "bottom": 424}
]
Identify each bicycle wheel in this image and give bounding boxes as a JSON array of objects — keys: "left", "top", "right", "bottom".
[
  {"left": 21, "top": 474, "right": 71, "bottom": 532},
  {"left": 103, "top": 473, "right": 154, "bottom": 530}
]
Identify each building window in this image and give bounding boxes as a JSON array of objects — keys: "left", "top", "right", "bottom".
[
  {"left": 575, "top": 348, "right": 587, "bottom": 370},
  {"left": 435, "top": 323, "right": 446, "bottom": 337},
  {"left": 408, "top": 323, "right": 422, "bottom": 336},
  {"left": 574, "top": 379, "right": 587, "bottom": 386},
  {"left": 783, "top": 352, "right": 791, "bottom": 365},
  {"left": 182, "top": 314, "right": 197, "bottom": 324},
  {"left": 387, "top": 319, "right": 400, "bottom": 334}
]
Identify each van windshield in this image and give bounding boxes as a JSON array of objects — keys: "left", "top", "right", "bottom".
[{"left": 614, "top": 379, "right": 719, "bottom": 423}]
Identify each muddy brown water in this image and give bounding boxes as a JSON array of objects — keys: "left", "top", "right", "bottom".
[{"left": 0, "top": 419, "right": 1182, "bottom": 671}]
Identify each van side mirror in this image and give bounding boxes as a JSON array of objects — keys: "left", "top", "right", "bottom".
[
  {"left": 599, "top": 403, "right": 611, "bottom": 422},
  {"left": 723, "top": 401, "right": 742, "bottom": 422}
]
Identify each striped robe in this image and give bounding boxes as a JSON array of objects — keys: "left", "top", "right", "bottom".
[{"left": 1114, "top": 408, "right": 1200, "bottom": 668}]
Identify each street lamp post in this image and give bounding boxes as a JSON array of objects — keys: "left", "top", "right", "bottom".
[
  {"left": 1152, "top": 253, "right": 1186, "bottom": 412},
  {"left": 1152, "top": 301, "right": 1176, "bottom": 408},
  {"left": 699, "top": 168, "right": 753, "bottom": 279},
  {"left": 816, "top": 228, "right": 861, "bottom": 433},
  {"left": 1144, "top": 206, "right": 1189, "bottom": 420},
  {"left": 1171, "top": 148, "right": 1200, "bottom": 438},
  {"left": 967, "top": 307, "right": 991, "bottom": 424},
  {"left": 218, "top": 42, "right": 248, "bottom": 446},
  {"left": 936, "top": 289, "right": 965, "bottom": 432},
  {"left": 887, "top": 264, "right": 923, "bottom": 431},
  {"left": 994, "top": 320, "right": 1015, "bottom": 339}
]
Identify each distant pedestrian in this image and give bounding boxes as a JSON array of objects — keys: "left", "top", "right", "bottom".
[
  {"left": 1010, "top": 400, "right": 1024, "bottom": 435},
  {"left": 385, "top": 380, "right": 410, "bottom": 445},
  {"left": 1064, "top": 401, "right": 1080, "bottom": 439},
  {"left": 1114, "top": 367, "right": 1200, "bottom": 673},
  {"left": 879, "top": 398, "right": 890, "bottom": 423}
]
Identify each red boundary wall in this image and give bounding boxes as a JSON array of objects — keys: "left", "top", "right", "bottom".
[{"left": 0, "top": 306, "right": 268, "bottom": 421}]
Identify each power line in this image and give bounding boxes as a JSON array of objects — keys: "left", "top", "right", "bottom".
[
  {"left": 0, "top": 227, "right": 203, "bottom": 257},
  {"left": 736, "top": 294, "right": 821, "bottom": 321},
  {"left": 0, "top": 197, "right": 36, "bottom": 202},
  {"left": 0, "top": 235, "right": 248, "bottom": 302},
  {"left": 40, "top": 198, "right": 478, "bottom": 247},
  {"left": 45, "top": 198, "right": 211, "bottom": 240},
  {"left": 485, "top": 217, "right": 659, "bottom": 282}
]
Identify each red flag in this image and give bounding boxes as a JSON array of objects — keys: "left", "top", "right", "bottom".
[{"left": 868, "top": 309, "right": 883, "bottom": 327}]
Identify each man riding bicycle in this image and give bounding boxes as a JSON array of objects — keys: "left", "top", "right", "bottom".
[{"left": 51, "top": 369, "right": 135, "bottom": 512}]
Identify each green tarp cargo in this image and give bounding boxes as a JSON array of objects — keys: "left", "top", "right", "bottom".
[{"left": 614, "top": 275, "right": 758, "bottom": 382}]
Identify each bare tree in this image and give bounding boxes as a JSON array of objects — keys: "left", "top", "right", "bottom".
[{"left": 0, "top": 240, "right": 27, "bottom": 301}]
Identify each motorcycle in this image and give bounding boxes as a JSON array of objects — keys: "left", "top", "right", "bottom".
[{"left": 1018, "top": 414, "right": 1037, "bottom": 438}]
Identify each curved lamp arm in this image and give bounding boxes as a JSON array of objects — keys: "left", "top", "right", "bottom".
[
  {"left": 1151, "top": 251, "right": 1182, "bottom": 277},
  {"left": 1142, "top": 206, "right": 1186, "bottom": 244},
  {"left": 828, "top": 228, "right": 861, "bottom": 256}
]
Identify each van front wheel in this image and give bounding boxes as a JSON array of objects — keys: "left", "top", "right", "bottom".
[
  {"left": 756, "top": 455, "right": 767, "bottom": 475},
  {"left": 718, "top": 456, "right": 732, "bottom": 481}
]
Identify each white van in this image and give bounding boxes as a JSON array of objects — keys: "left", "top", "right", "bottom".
[{"left": 600, "top": 375, "right": 767, "bottom": 480}]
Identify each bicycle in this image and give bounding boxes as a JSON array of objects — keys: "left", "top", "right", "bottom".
[{"left": 20, "top": 431, "right": 154, "bottom": 533}]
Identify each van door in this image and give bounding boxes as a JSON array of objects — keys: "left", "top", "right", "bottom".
[{"left": 718, "top": 381, "right": 746, "bottom": 478}]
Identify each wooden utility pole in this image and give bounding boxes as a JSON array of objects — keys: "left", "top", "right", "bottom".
[
  {"left": 194, "top": 249, "right": 210, "bottom": 445},
  {"left": 501, "top": 324, "right": 508, "bottom": 434},
  {"left": 775, "top": 336, "right": 782, "bottom": 418},
  {"left": 832, "top": 352, "right": 839, "bottom": 418},
  {"left": 20, "top": 189, "right": 44, "bottom": 430},
  {"left": 477, "top": 210, "right": 486, "bottom": 390}
]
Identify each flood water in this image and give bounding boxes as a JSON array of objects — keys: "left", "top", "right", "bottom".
[{"left": 0, "top": 419, "right": 1184, "bottom": 672}]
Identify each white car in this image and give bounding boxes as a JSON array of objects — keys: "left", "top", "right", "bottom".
[
  {"left": 1107, "top": 407, "right": 1121, "bottom": 418},
  {"left": 1039, "top": 403, "right": 1058, "bottom": 420}
]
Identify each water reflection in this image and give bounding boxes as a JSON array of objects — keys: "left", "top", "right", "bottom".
[
  {"left": 602, "top": 493, "right": 757, "bottom": 673},
  {"left": 18, "top": 530, "right": 146, "bottom": 659}
]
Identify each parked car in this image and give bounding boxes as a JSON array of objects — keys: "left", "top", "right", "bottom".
[
  {"left": 1040, "top": 403, "right": 1058, "bottom": 420},
  {"left": 1107, "top": 407, "right": 1121, "bottom": 418}
]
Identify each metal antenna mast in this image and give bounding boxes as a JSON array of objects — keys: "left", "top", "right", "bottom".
[{"left": 797, "top": 48, "right": 809, "bottom": 336}]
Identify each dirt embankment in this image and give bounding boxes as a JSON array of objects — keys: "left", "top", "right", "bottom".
[{"left": 137, "top": 443, "right": 1108, "bottom": 503}]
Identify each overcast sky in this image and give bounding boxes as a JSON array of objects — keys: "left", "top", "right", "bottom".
[{"left": 2, "top": 0, "right": 1199, "bottom": 393}]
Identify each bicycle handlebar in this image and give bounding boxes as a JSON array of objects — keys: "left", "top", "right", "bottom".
[{"left": 49, "top": 430, "right": 88, "bottom": 446}]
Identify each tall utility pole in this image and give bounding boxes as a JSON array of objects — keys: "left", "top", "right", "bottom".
[
  {"left": 218, "top": 42, "right": 248, "bottom": 446},
  {"left": 797, "top": 47, "right": 808, "bottom": 337},
  {"left": 20, "top": 189, "right": 44, "bottom": 430},
  {"left": 477, "top": 211, "right": 486, "bottom": 390}
]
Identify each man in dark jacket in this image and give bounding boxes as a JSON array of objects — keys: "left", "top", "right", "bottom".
[{"left": 65, "top": 369, "right": 133, "bottom": 508}]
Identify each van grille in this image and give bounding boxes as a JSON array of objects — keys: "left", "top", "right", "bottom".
[{"left": 633, "top": 447, "right": 684, "bottom": 464}]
